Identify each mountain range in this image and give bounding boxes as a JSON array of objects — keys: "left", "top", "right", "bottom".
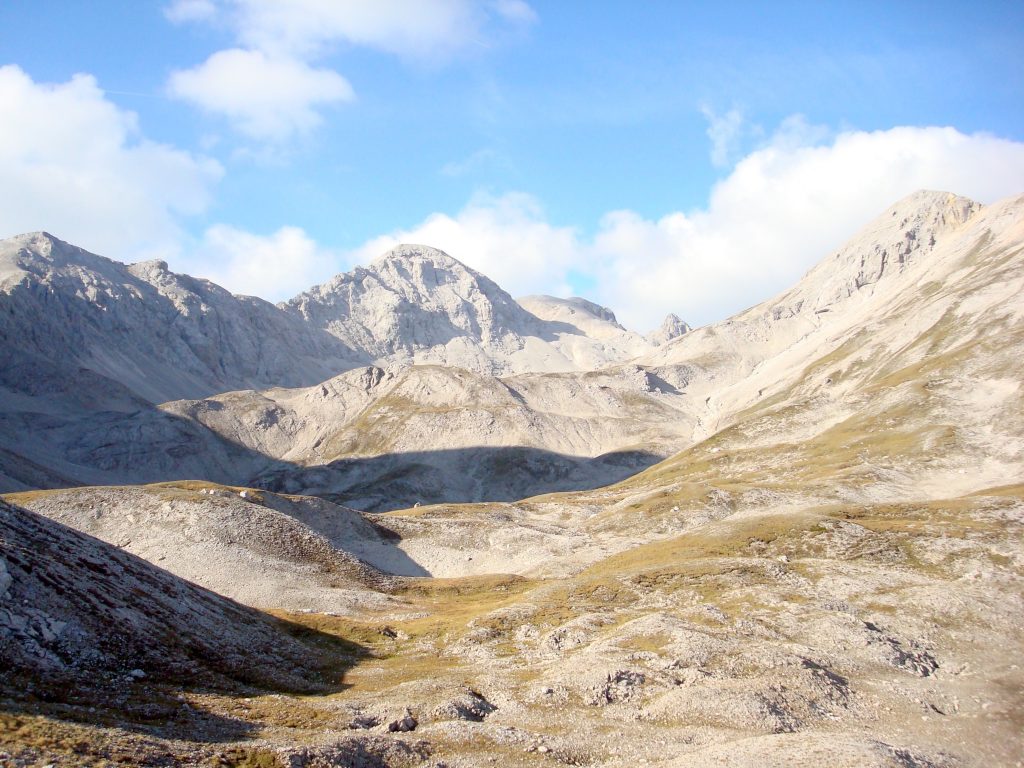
[{"left": 1, "top": 189, "right": 1022, "bottom": 767}]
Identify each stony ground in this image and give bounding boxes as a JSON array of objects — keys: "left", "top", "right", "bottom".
[{"left": 2, "top": 478, "right": 1022, "bottom": 767}]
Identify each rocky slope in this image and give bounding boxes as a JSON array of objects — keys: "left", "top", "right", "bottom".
[
  {"left": 0, "top": 232, "right": 360, "bottom": 404},
  {"left": 1, "top": 190, "right": 1022, "bottom": 766},
  {"left": 0, "top": 236, "right": 672, "bottom": 495},
  {"left": 637, "top": 190, "right": 986, "bottom": 438},
  {"left": 0, "top": 496, "right": 368, "bottom": 723},
  {"left": 5, "top": 482, "right": 419, "bottom": 611},
  {"left": 279, "top": 190, "right": 1019, "bottom": 766}
]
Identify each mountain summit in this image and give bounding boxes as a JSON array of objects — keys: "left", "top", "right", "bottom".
[
  {"left": 0, "top": 232, "right": 359, "bottom": 403},
  {"left": 284, "top": 244, "right": 542, "bottom": 369}
]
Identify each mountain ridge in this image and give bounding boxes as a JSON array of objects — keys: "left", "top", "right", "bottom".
[
  {"left": 2, "top": 189, "right": 1014, "bottom": 508},
  {"left": 2, "top": 189, "right": 1023, "bottom": 766}
]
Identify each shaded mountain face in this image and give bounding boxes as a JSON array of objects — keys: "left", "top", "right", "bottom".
[
  {"left": 0, "top": 232, "right": 360, "bottom": 404},
  {"left": 0, "top": 237, "right": 671, "bottom": 495},
  {"left": 0, "top": 497, "right": 357, "bottom": 696}
]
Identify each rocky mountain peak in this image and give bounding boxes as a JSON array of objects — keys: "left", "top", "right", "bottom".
[
  {"left": 647, "top": 313, "right": 692, "bottom": 346},
  {"left": 802, "top": 189, "right": 981, "bottom": 310},
  {"left": 371, "top": 242, "right": 462, "bottom": 268},
  {"left": 3, "top": 231, "right": 102, "bottom": 275},
  {"left": 285, "top": 244, "right": 542, "bottom": 366}
]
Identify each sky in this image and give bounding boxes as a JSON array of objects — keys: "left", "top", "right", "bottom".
[{"left": 1, "top": 1, "right": 1023, "bottom": 331}]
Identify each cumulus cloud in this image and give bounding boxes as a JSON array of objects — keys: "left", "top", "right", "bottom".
[
  {"left": 344, "top": 124, "right": 1024, "bottom": 332},
  {"left": 591, "top": 125, "right": 1024, "bottom": 330},
  {"left": 166, "top": 0, "right": 536, "bottom": 141},
  {"left": 182, "top": 224, "right": 339, "bottom": 299},
  {"left": 0, "top": 65, "right": 221, "bottom": 259},
  {"left": 349, "top": 192, "right": 580, "bottom": 299},
  {"left": 167, "top": 48, "right": 354, "bottom": 141}
]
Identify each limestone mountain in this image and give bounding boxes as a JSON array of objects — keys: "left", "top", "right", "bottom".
[
  {"left": 1, "top": 189, "right": 1022, "bottom": 766},
  {"left": 285, "top": 244, "right": 653, "bottom": 375},
  {"left": 0, "top": 237, "right": 659, "bottom": 494},
  {"left": 646, "top": 312, "right": 692, "bottom": 346},
  {"left": 0, "top": 232, "right": 360, "bottom": 404},
  {"left": 1, "top": 190, "right": 1014, "bottom": 511}
]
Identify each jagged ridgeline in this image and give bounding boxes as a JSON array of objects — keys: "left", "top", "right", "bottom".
[
  {"left": 0, "top": 233, "right": 688, "bottom": 504},
  {"left": 1, "top": 190, "right": 1023, "bottom": 766}
]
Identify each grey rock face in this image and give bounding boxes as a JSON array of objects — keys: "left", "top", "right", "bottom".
[
  {"left": 286, "top": 244, "right": 540, "bottom": 364},
  {"left": 0, "top": 498, "right": 352, "bottom": 695},
  {"left": 0, "top": 237, "right": 660, "bottom": 494},
  {"left": 0, "top": 232, "right": 360, "bottom": 404},
  {"left": 647, "top": 312, "right": 692, "bottom": 345}
]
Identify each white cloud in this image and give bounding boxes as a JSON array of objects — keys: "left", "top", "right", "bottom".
[
  {"left": 164, "top": 0, "right": 217, "bottom": 23},
  {"left": 490, "top": 0, "right": 538, "bottom": 25},
  {"left": 350, "top": 192, "right": 581, "bottom": 298},
  {"left": 344, "top": 124, "right": 1024, "bottom": 332},
  {"left": 0, "top": 65, "right": 221, "bottom": 259},
  {"left": 228, "top": 0, "right": 491, "bottom": 59},
  {"left": 182, "top": 224, "right": 339, "bottom": 299},
  {"left": 166, "top": 1, "right": 535, "bottom": 141},
  {"left": 167, "top": 48, "right": 353, "bottom": 141}
]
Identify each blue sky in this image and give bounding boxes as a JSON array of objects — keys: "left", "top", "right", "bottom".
[{"left": 2, "top": 1, "right": 1023, "bottom": 329}]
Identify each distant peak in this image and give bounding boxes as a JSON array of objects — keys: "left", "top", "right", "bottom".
[
  {"left": 7, "top": 231, "right": 66, "bottom": 250},
  {"left": 884, "top": 189, "right": 980, "bottom": 222},
  {"left": 518, "top": 295, "right": 623, "bottom": 327},
  {"left": 372, "top": 243, "right": 463, "bottom": 268},
  {"left": 566, "top": 297, "right": 620, "bottom": 325},
  {"left": 647, "top": 313, "right": 692, "bottom": 346}
]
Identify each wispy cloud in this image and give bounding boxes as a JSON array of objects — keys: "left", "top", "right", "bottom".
[{"left": 700, "top": 105, "right": 747, "bottom": 167}]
